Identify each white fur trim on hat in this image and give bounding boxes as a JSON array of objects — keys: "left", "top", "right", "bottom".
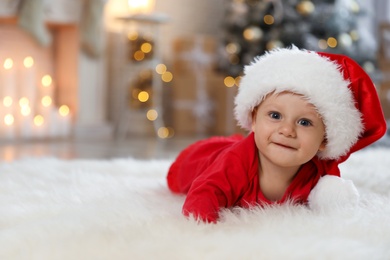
[{"left": 234, "top": 46, "right": 363, "bottom": 160}]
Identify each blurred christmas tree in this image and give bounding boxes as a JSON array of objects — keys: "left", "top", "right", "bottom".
[{"left": 217, "top": 0, "right": 377, "bottom": 77}]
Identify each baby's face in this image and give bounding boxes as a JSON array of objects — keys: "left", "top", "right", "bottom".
[{"left": 251, "top": 92, "right": 326, "bottom": 168}]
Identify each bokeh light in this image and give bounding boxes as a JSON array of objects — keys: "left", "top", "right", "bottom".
[
  {"left": 59, "top": 105, "right": 70, "bottom": 116},
  {"left": 4, "top": 114, "right": 14, "bottom": 126},
  {"left": 42, "top": 75, "right": 52, "bottom": 87},
  {"left": 3, "top": 58, "right": 13, "bottom": 70},
  {"left": 23, "top": 56, "right": 34, "bottom": 68},
  {"left": 224, "top": 76, "right": 235, "bottom": 87},
  {"left": 3, "top": 96, "right": 13, "bottom": 107},
  {"left": 263, "top": 15, "right": 274, "bottom": 25},
  {"left": 162, "top": 71, "right": 173, "bottom": 82},
  {"left": 34, "top": 115, "right": 44, "bottom": 126},
  {"left": 138, "top": 91, "right": 149, "bottom": 102},
  {"left": 146, "top": 109, "right": 158, "bottom": 121},
  {"left": 156, "top": 64, "right": 167, "bottom": 74},
  {"left": 41, "top": 96, "right": 52, "bottom": 107}
]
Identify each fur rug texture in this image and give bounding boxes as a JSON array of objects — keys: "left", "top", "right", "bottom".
[{"left": 1, "top": 148, "right": 390, "bottom": 259}]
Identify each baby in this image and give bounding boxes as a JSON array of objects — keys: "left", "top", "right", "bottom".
[{"left": 167, "top": 47, "right": 387, "bottom": 223}]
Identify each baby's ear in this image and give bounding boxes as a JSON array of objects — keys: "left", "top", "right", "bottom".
[
  {"left": 251, "top": 107, "right": 258, "bottom": 120},
  {"left": 251, "top": 108, "right": 258, "bottom": 132},
  {"left": 318, "top": 139, "right": 327, "bottom": 152}
]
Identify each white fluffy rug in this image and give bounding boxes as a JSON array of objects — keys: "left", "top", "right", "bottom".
[{"left": 1, "top": 148, "right": 390, "bottom": 259}]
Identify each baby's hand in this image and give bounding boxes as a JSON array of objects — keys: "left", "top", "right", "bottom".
[{"left": 308, "top": 175, "right": 359, "bottom": 212}]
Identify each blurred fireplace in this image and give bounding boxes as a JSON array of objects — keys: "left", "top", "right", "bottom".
[
  {"left": 0, "top": 1, "right": 112, "bottom": 141},
  {"left": 0, "top": 22, "right": 77, "bottom": 140}
]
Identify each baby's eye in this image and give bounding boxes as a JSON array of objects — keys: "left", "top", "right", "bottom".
[
  {"left": 269, "top": 112, "right": 281, "bottom": 120},
  {"left": 298, "top": 119, "right": 312, "bottom": 126}
]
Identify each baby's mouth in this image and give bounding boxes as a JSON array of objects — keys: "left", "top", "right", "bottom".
[{"left": 273, "top": 142, "right": 296, "bottom": 150}]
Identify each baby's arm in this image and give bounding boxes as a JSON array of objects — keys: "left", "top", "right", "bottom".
[
  {"left": 182, "top": 184, "right": 226, "bottom": 223},
  {"left": 182, "top": 155, "right": 248, "bottom": 223}
]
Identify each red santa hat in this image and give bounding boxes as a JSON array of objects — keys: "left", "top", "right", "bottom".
[{"left": 235, "top": 46, "right": 387, "bottom": 160}]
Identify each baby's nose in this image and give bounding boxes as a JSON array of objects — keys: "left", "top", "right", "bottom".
[{"left": 278, "top": 121, "right": 296, "bottom": 137}]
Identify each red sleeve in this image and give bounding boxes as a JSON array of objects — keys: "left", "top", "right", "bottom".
[
  {"left": 182, "top": 152, "right": 249, "bottom": 223},
  {"left": 167, "top": 135, "right": 244, "bottom": 194}
]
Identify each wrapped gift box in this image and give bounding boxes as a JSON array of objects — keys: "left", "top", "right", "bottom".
[{"left": 170, "top": 35, "right": 238, "bottom": 136}]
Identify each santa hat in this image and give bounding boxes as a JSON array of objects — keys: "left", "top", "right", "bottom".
[{"left": 234, "top": 46, "right": 387, "bottom": 160}]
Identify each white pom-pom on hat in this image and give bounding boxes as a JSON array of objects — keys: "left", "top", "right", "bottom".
[{"left": 308, "top": 175, "right": 359, "bottom": 212}]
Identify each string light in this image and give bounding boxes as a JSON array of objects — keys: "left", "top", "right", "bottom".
[
  {"left": 338, "top": 33, "right": 352, "bottom": 47},
  {"left": 146, "top": 109, "right": 158, "bottom": 121},
  {"left": 21, "top": 106, "right": 31, "bottom": 116},
  {"left": 350, "top": 0, "right": 360, "bottom": 13},
  {"left": 327, "top": 37, "right": 337, "bottom": 48},
  {"left": 161, "top": 71, "right": 173, "bottom": 82},
  {"left": 4, "top": 114, "right": 14, "bottom": 126},
  {"left": 350, "top": 30, "right": 359, "bottom": 41},
  {"left": 243, "top": 26, "right": 263, "bottom": 41},
  {"left": 155, "top": 64, "right": 167, "bottom": 74},
  {"left": 263, "top": 15, "right": 274, "bottom": 25},
  {"left": 235, "top": 76, "right": 241, "bottom": 87},
  {"left": 3, "top": 58, "right": 13, "bottom": 70},
  {"left": 42, "top": 75, "right": 52, "bottom": 87},
  {"left": 134, "top": 50, "right": 145, "bottom": 61},
  {"left": 224, "top": 76, "right": 235, "bottom": 87},
  {"left": 3, "top": 96, "right": 13, "bottom": 107},
  {"left": 296, "top": 0, "right": 315, "bottom": 16},
  {"left": 363, "top": 61, "right": 375, "bottom": 74},
  {"left": 226, "top": 43, "right": 240, "bottom": 54},
  {"left": 141, "top": 42, "right": 152, "bottom": 53},
  {"left": 157, "top": 127, "right": 169, "bottom": 138},
  {"left": 318, "top": 39, "right": 328, "bottom": 50},
  {"left": 157, "top": 127, "right": 174, "bottom": 139},
  {"left": 41, "top": 96, "right": 52, "bottom": 107},
  {"left": 23, "top": 56, "right": 34, "bottom": 68},
  {"left": 34, "top": 115, "right": 44, "bottom": 126},
  {"left": 266, "top": 40, "right": 284, "bottom": 50},
  {"left": 138, "top": 91, "right": 149, "bottom": 102},
  {"left": 19, "top": 97, "right": 29, "bottom": 107},
  {"left": 128, "top": 32, "right": 138, "bottom": 41},
  {"left": 59, "top": 105, "right": 70, "bottom": 116},
  {"left": 19, "top": 98, "right": 31, "bottom": 116}
]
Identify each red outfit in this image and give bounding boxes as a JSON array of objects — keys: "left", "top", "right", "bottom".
[{"left": 167, "top": 133, "right": 340, "bottom": 223}]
